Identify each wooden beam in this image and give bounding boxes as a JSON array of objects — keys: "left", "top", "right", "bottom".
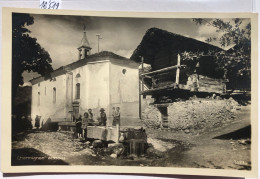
[
  {"left": 138, "top": 66, "right": 141, "bottom": 119},
  {"left": 141, "top": 64, "right": 185, "bottom": 76},
  {"left": 141, "top": 83, "right": 178, "bottom": 94},
  {"left": 142, "top": 75, "right": 152, "bottom": 79},
  {"left": 141, "top": 57, "right": 144, "bottom": 92},
  {"left": 175, "top": 54, "right": 181, "bottom": 84},
  {"left": 154, "top": 103, "right": 171, "bottom": 107},
  {"left": 141, "top": 83, "right": 190, "bottom": 95},
  {"left": 141, "top": 56, "right": 144, "bottom": 71}
]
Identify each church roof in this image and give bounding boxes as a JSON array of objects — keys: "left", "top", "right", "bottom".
[
  {"left": 29, "top": 51, "right": 137, "bottom": 85},
  {"left": 86, "top": 51, "right": 130, "bottom": 61}
]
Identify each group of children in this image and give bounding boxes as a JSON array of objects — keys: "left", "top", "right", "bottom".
[
  {"left": 112, "top": 107, "right": 121, "bottom": 126},
  {"left": 75, "top": 107, "right": 121, "bottom": 139}
]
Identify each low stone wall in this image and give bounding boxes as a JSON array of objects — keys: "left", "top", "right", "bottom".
[{"left": 142, "top": 98, "right": 240, "bottom": 133}]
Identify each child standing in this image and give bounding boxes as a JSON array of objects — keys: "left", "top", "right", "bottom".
[{"left": 76, "top": 114, "right": 82, "bottom": 138}]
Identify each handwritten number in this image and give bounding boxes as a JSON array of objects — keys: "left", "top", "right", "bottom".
[
  {"left": 39, "top": 1, "right": 48, "bottom": 9},
  {"left": 40, "top": 0, "right": 60, "bottom": 9}
]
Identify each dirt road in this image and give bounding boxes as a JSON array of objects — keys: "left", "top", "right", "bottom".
[{"left": 12, "top": 105, "right": 251, "bottom": 170}]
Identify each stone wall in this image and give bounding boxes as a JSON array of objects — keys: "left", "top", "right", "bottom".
[{"left": 142, "top": 97, "right": 240, "bottom": 133}]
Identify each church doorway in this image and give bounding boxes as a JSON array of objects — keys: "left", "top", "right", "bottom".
[{"left": 72, "top": 101, "right": 80, "bottom": 121}]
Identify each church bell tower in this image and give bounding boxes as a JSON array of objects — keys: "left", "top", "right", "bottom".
[{"left": 78, "top": 25, "right": 92, "bottom": 60}]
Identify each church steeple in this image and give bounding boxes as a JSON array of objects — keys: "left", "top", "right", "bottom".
[{"left": 78, "top": 25, "right": 92, "bottom": 60}]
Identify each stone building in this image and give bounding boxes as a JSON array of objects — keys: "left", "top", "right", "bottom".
[{"left": 30, "top": 29, "right": 140, "bottom": 129}]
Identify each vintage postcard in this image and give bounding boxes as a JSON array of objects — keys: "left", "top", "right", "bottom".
[{"left": 1, "top": 8, "right": 258, "bottom": 177}]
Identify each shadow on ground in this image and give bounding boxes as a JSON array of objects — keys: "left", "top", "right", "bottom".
[
  {"left": 213, "top": 125, "right": 251, "bottom": 140},
  {"left": 12, "top": 148, "right": 68, "bottom": 165}
]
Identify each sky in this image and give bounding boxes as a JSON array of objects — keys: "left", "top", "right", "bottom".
[{"left": 20, "top": 14, "right": 250, "bottom": 85}]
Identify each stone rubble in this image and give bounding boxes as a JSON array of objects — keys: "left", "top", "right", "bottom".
[{"left": 12, "top": 131, "right": 95, "bottom": 159}]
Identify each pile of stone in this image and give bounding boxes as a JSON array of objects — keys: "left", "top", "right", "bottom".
[
  {"left": 142, "top": 97, "right": 240, "bottom": 133},
  {"left": 107, "top": 143, "right": 125, "bottom": 158},
  {"left": 142, "top": 107, "right": 161, "bottom": 129}
]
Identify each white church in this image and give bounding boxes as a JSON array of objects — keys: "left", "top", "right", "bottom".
[{"left": 30, "top": 29, "right": 140, "bottom": 129}]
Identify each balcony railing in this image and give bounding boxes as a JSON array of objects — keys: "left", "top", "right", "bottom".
[{"left": 139, "top": 54, "right": 187, "bottom": 95}]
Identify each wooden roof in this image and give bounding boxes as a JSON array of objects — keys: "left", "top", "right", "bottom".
[{"left": 130, "top": 27, "right": 223, "bottom": 65}]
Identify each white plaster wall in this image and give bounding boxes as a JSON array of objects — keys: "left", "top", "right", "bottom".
[
  {"left": 109, "top": 62, "right": 139, "bottom": 120},
  {"left": 86, "top": 61, "right": 110, "bottom": 120},
  {"left": 31, "top": 74, "right": 67, "bottom": 127},
  {"left": 31, "top": 84, "right": 38, "bottom": 123}
]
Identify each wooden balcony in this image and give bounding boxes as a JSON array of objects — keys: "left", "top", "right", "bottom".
[
  {"left": 141, "top": 64, "right": 186, "bottom": 77},
  {"left": 139, "top": 53, "right": 228, "bottom": 98},
  {"left": 139, "top": 54, "right": 187, "bottom": 95},
  {"left": 140, "top": 83, "right": 189, "bottom": 95}
]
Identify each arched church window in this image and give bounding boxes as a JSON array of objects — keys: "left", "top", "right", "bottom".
[
  {"left": 76, "top": 83, "right": 80, "bottom": 99},
  {"left": 53, "top": 88, "right": 56, "bottom": 104},
  {"left": 38, "top": 92, "right": 40, "bottom": 106},
  {"left": 76, "top": 73, "right": 81, "bottom": 78}
]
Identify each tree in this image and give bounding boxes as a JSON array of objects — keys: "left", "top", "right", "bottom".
[
  {"left": 192, "top": 18, "right": 251, "bottom": 90},
  {"left": 12, "top": 13, "right": 53, "bottom": 102}
]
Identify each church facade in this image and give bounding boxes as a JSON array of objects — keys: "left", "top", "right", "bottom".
[{"left": 30, "top": 29, "right": 140, "bottom": 128}]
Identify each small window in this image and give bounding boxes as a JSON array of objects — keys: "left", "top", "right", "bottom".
[
  {"left": 76, "top": 83, "right": 80, "bottom": 99},
  {"left": 37, "top": 92, "right": 40, "bottom": 106},
  {"left": 53, "top": 87, "right": 56, "bottom": 104},
  {"left": 122, "top": 69, "right": 127, "bottom": 74},
  {"left": 76, "top": 73, "right": 81, "bottom": 78}
]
